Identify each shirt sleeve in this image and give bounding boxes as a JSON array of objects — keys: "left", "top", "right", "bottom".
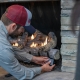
[
  {"left": 13, "top": 47, "right": 33, "bottom": 63},
  {"left": 0, "top": 48, "right": 41, "bottom": 80},
  {"left": 8, "top": 36, "right": 33, "bottom": 63}
]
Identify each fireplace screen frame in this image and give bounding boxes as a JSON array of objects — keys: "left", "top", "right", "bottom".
[{"left": 0, "top": 0, "right": 60, "bottom": 3}]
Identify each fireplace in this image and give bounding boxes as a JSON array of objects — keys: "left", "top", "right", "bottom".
[{"left": 0, "top": 0, "right": 61, "bottom": 71}]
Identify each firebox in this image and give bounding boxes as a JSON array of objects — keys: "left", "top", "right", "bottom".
[{"left": 0, "top": 0, "right": 61, "bottom": 71}]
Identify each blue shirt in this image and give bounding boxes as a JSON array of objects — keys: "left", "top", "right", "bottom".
[{"left": 0, "top": 21, "right": 41, "bottom": 80}]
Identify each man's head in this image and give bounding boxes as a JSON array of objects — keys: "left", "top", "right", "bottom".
[
  {"left": 1, "top": 5, "right": 27, "bottom": 38},
  {"left": 24, "top": 8, "right": 36, "bottom": 34}
]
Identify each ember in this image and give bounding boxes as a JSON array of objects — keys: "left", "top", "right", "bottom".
[
  {"left": 42, "top": 37, "right": 48, "bottom": 46},
  {"left": 30, "top": 35, "right": 48, "bottom": 48},
  {"left": 13, "top": 42, "right": 19, "bottom": 47},
  {"left": 30, "top": 42, "right": 37, "bottom": 48},
  {"left": 31, "top": 35, "right": 34, "bottom": 40}
]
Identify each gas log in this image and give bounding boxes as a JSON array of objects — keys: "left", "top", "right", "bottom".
[{"left": 10, "top": 30, "right": 60, "bottom": 60}]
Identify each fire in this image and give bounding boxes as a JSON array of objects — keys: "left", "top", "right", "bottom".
[
  {"left": 31, "top": 35, "right": 34, "bottom": 40},
  {"left": 30, "top": 42, "right": 37, "bottom": 48},
  {"left": 13, "top": 42, "right": 19, "bottom": 47},
  {"left": 30, "top": 37, "right": 48, "bottom": 48},
  {"left": 41, "top": 37, "right": 48, "bottom": 46}
]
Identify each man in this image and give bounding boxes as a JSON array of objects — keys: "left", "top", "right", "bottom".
[
  {"left": 24, "top": 8, "right": 36, "bottom": 35},
  {"left": 0, "top": 5, "right": 55, "bottom": 80}
]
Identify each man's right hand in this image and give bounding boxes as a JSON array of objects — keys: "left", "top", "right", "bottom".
[{"left": 41, "top": 61, "right": 55, "bottom": 72}]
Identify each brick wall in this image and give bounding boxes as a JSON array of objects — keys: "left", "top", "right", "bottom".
[{"left": 61, "top": 0, "right": 78, "bottom": 73}]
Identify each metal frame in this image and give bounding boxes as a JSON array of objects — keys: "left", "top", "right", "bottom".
[{"left": 0, "top": 0, "right": 59, "bottom": 3}]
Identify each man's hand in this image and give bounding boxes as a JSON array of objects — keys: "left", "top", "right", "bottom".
[
  {"left": 41, "top": 61, "right": 55, "bottom": 72},
  {"left": 32, "top": 56, "right": 49, "bottom": 65}
]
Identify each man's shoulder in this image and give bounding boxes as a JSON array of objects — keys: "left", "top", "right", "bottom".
[{"left": 0, "top": 36, "right": 12, "bottom": 51}]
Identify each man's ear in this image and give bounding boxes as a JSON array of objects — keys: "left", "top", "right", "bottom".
[{"left": 10, "top": 23, "right": 17, "bottom": 32}]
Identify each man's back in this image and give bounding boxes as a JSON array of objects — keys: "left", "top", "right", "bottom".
[{"left": 0, "top": 21, "right": 12, "bottom": 51}]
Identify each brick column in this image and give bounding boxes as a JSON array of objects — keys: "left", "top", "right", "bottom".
[{"left": 61, "top": 0, "right": 78, "bottom": 73}]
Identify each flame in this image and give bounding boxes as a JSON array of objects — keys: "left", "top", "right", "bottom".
[
  {"left": 30, "top": 37, "right": 48, "bottom": 48},
  {"left": 30, "top": 42, "right": 37, "bottom": 47},
  {"left": 41, "top": 37, "right": 48, "bottom": 46},
  {"left": 31, "top": 35, "right": 34, "bottom": 40},
  {"left": 13, "top": 42, "right": 19, "bottom": 47},
  {"left": 41, "top": 43, "right": 44, "bottom": 46},
  {"left": 44, "top": 37, "right": 48, "bottom": 45}
]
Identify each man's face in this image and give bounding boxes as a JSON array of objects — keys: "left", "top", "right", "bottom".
[{"left": 9, "top": 26, "right": 24, "bottom": 38}]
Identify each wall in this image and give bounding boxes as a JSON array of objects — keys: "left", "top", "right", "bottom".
[{"left": 61, "top": 0, "right": 78, "bottom": 73}]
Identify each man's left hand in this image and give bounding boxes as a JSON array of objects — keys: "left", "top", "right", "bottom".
[{"left": 32, "top": 56, "right": 49, "bottom": 65}]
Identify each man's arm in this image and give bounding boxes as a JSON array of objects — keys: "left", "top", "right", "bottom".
[
  {"left": 0, "top": 48, "right": 41, "bottom": 80},
  {"left": 13, "top": 48, "right": 50, "bottom": 65},
  {"left": 13, "top": 48, "right": 33, "bottom": 63}
]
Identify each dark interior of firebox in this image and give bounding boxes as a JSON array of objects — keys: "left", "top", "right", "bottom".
[{"left": 0, "top": 1, "right": 61, "bottom": 71}]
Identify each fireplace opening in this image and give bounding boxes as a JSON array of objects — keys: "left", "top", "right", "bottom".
[{"left": 0, "top": 1, "right": 61, "bottom": 71}]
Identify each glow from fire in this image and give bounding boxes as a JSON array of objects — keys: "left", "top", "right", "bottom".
[
  {"left": 30, "top": 36, "right": 48, "bottom": 48},
  {"left": 31, "top": 35, "right": 34, "bottom": 40},
  {"left": 30, "top": 42, "right": 37, "bottom": 47},
  {"left": 41, "top": 37, "right": 48, "bottom": 46},
  {"left": 13, "top": 42, "right": 19, "bottom": 47}
]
